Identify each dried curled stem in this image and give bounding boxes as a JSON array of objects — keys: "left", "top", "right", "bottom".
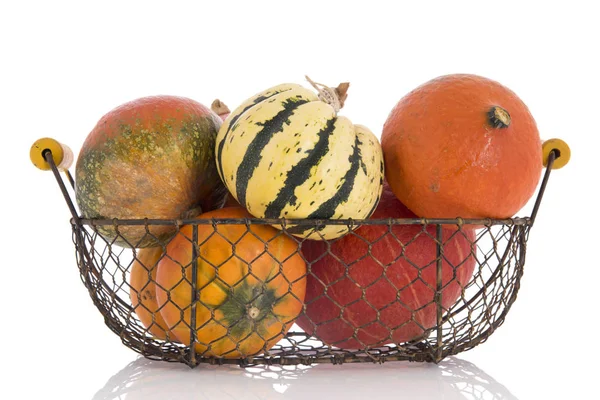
[{"left": 305, "top": 76, "right": 350, "bottom": 113}]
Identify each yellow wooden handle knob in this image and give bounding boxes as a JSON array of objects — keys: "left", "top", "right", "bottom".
[
  {"left": 30, "top": 138, "right": 74, "bottom": 171},
  {"left": 542, "top": 138, "right": 570, "bottom": 170}
]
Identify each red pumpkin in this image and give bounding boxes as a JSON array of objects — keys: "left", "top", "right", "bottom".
[
  {"left": 75, "top": 95, "right": 227, "bottom": 247},
  {"left": 381, "top": 74, "right": 542, "bottom": 219},
  {"left": 296, "top": 184, "right": 476, "bottom": 349}
]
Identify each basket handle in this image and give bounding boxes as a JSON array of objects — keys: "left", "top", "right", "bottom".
[
  {"left": 30, "top": 137, "right": 74, "bottom": 171},
  {"left": 30, "top": 137, "right": 79, "bottom": 220},
  {"left": 31, "top": 140, "right": 110, "bottom": 310},
  {"left": 530, "top": 138, "right": 571, "bottom": 226},
  {"left": 542, "top": 138, "right": 570, "bottom": 170}
]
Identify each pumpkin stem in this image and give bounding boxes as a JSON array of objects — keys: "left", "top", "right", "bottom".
[
  {"left": 488, "top": 106, "right": 511, "bottom": 128},
  {"left": 334, "top": 82, "right": 350, "bottom": 109},
  {"left": 248, "top": 306, "right": 260, "bottom": 319},
  {"left": 305, "top": 75, "right": 350, "bottom": 114},
  {"left": 211, "top": 99, "right": 230, "bottom": 119}
]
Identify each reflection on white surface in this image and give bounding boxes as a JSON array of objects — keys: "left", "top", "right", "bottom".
[{"left": 93, "top": 356, "right": 517, "bottom": 400}]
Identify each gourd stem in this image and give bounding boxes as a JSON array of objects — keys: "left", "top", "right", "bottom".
[
  {"left": 211, "top": 99, "right": 230, "bottom": 118},
  {"left": 248, "top": 306, "right": 260, "bottom": 319},
  {"left": 488, "top": 106, "right": 511, "bottom": 128},
  {"left": 305, "top": 76, "right": 349, "bottom": 114}
]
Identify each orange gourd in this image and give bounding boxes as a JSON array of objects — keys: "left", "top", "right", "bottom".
[
  {"left": 155, "top": 207, "right": 306, "bottom": 358},
  {"left": 129, "top": 247, "right": 174, "bottom": 341},
  {"left": 381, "top": 74, "right": 542, "bottom": 219}
]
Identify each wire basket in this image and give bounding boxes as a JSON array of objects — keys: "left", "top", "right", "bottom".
[{"left": 33, "top": 139, "right": 563, "bottom": 368}]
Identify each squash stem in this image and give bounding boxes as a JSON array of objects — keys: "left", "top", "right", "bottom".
[{"left": 488, "top": 106, "right": 511, "bottom": 128}]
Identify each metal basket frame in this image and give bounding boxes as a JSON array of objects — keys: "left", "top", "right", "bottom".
[{"left": 42, "top": 149, "right": 558, "bottom": 368}]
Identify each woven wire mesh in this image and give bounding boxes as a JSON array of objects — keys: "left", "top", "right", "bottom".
[{"left": 71, "top": 216, "right": 529, "bottom": 368}]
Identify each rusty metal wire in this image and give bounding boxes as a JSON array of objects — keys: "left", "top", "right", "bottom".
[
  {"left": 44, "top": 150, "right": 557, "bottom": 369},
  {"left": 71, "top": 217, "right": 528, "bottom": 368}
]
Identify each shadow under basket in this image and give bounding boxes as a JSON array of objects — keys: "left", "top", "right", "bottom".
[{"left": 42, "top": 150, "right": 559, "bottom": 368}]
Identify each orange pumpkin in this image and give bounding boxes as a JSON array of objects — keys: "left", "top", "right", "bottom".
[
  {"left": 129, "top": 247, "right": 175, "bottom": 341},
  {"left": 155, "top": 207, "right": 306, "bottom": 359},
  {"left": 381, "top": 74, "right": 542, "bottom": 219}
]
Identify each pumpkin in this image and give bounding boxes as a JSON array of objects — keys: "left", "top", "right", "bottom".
[
  {"left": 155, "top": 207, "right": 307, "bottom": 359},
  {"left": 215, "top": 79, "right": 384, "bottom": 240},
  {"left": 296, "top": 183, "right": 476, "bottom": 349},
  {"left": 381, "top": 74, "right": 542, "bottom": 219},
  {"left": 129, "top": 247, "right": 174, "bottom": 341},
  {"left": 75, "top": 95, "right": 227, "bottom": 248}
]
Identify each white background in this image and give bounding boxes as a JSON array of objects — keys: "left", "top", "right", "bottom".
[{"left": 1, "top": 1, "right": 597, "bottom": 399}]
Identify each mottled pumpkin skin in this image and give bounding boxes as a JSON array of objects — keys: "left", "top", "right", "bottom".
[
  {"left": 76, "top": 95, "right": 227, "bottom": 247},
  {"left": 155, "top": 207, "right": 307, "bottom": 359},
  {"left": 382, "top": 74, "right": 542, "bottom": 219}
]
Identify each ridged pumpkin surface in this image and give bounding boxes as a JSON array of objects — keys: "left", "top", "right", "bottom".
[
  {"left": 381, "top": 74, "right": 542, "bottom": 219},
  {"left": 75, "top": 95, "right": 227, "bottom": 247},
  {"left": 155, "top": 207, "right": 307, "bottom": 359},
  {"left": 215, "top": 83, "right": 384, "bottom": 239}
]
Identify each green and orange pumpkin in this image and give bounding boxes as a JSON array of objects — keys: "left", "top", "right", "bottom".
[{"left": 75, "top": 95, "right": 227, "bottom": 248}]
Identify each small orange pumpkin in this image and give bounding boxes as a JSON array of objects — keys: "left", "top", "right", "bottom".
[
  {"left": 381, "top": 74, "right": 542, "bottom": 219},
  {"left": 129, "top": 247, "right": 174, "bottom": 341},
  {"left": 155, "top": 207, "right": 306, "bottom": 359}
]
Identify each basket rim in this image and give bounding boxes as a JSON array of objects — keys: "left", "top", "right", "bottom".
[{"left": 72, "top": 216, "right": 532, "bottom": 227}]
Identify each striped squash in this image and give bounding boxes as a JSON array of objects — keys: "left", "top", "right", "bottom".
[{"left": 215, "top": 83, "right": 384, "bottom": 239}]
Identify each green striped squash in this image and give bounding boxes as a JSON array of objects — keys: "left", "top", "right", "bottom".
[{"left": 215, "top": 83, "right": 384, "bottom": 239}]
